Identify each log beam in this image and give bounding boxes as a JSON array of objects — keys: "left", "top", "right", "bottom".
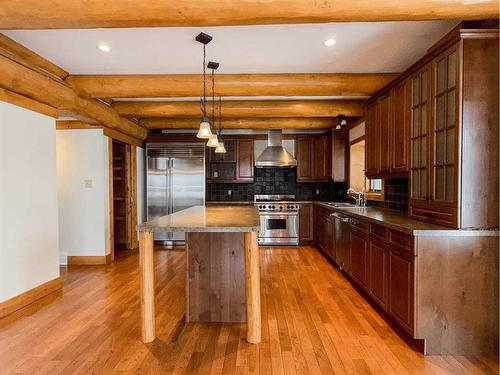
[
  {"left": 66, "top": 73, "right": 397, "bottom": 98},
  {"left": 140, "top": 117, "right": 343, "bottom": 130},
  {"left": 114, "top": 100, "right": 365, "bottom": 118},
  {"left": 0, "top": 1, "right": 497, "bottom": 29},
  {"left": 0, "top": 54, "right": 148, "bottom": 140}
]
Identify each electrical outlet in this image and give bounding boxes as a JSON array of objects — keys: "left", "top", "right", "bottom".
[
  {"left": 84, "top": 179, "right": 93, "bottom": 188},
  {"left": 228, "top": 190, "right": 232, "bottom": 196},
  {"left": 214, "top": 171, "right": 218, "bottom": 178},
  {"left": 315, "top": 189, "right": 319, "bottom": 195}
]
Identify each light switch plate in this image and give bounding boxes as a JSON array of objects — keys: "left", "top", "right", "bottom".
[
  {"left": 315, "top": 189, "right": 319, "bottom": 195},
  {"left": 228, "top": 190, "right": 232, "bottom": 196},
  {"left": 84, "top": 179, "right": 93, "bottom": 188}
]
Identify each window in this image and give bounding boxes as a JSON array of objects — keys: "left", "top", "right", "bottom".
[{"left": 349, "top": 137, "right": 384, "bottom": 201}]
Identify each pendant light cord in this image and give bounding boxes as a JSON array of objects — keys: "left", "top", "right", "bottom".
[
  {"left": 219, "top": 96, "right": 222, "bottom": 137},
  {"left": 211, "top": 69, "right": 215, "bottom": 129},
  {"left": 202, "top": 44, "right": 206, "bottom": 117}
]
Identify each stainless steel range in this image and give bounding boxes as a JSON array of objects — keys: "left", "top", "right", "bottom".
[{"left": 254, "top": 194, "right": 299, "bottom": 246}]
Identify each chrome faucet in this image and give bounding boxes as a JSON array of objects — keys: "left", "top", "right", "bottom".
[{"left": 347, "top": 187, "right": 367, "bottom": 207}]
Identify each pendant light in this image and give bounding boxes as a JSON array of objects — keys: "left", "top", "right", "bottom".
[
  {"left": 196, "top": 33, "right": 213, "bottom": 139},
  {"left": 206, "top": 61, "right": 219, "bottom": 148},
  {"left": 215, "top": 96, "right": 227, "bottom": 153}
]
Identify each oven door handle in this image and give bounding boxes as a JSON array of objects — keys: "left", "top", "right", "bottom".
[{"left": 261, "top": 212, "right": 298, "bottom": 216}]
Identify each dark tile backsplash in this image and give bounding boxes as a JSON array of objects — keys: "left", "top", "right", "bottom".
[
  {"left": 370, "top": 178, "right": 409, "bottom": 212},
  {"left": 206, "top": 167, "right": 348, "bottom": 202}
]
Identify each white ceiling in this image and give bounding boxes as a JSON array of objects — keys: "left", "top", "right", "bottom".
[{"left": 2, "top": 21, "right": 457, "bottom": 75}]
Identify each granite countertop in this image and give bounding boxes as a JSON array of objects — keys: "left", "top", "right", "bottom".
[
  {"left": 313, "top": 202, "right": 499, "bottom": 236},
  {"left": 206, "top": 201, "right": 253, "bottom": 205},
  {"left": 137, "top": 205, "right": 260, "bottom": 233}
]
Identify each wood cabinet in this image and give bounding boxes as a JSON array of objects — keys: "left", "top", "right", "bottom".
[
  {"left": 236, "top": 139, "right": 254, "bottom": 181},
  {"left": 314, "top": 135, "right": 331, "bottom": 181},
  {"left": 299, "top": 203, "right": 313, "bottom": 242},
  {"left": 378, "top": 93, "right": 391, "bottom": 174},
  {"left": 365, "top": 104, "right": 379, "bottom": 177},
  {"left": 391, "top": 80, "right": 410, "bottom": 174},
  {"left": 207, "top": 139, "right": 254, "bottom": 183},
  {"left": 312, "top": 205, "right": 334, "bottom": 259},
  {"left": 368, "top": 239, "right": 389, "bottom": 309},
  {"left": 296, "top": 137, "right": 314, "bottom": 181},
  {"left": 388, "top": 246, "right": 415, "bottom": 334},
  {"left": 365, "top": 81, "right": 410, "bottom": 178},
  {"left": 350, "top": 227, "right": 368, "bottom": 289},
  {"left": 296, "top": 135, "right": 331, "bottom": 182}
]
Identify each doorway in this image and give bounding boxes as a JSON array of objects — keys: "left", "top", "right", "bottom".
[{"left": 109, "top": 139, "right": 138, "bottom": 259}]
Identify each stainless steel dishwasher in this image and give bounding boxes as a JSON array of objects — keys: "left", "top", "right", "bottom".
[{"left": 331, "top": 212, "right": 351, "bottom": 273}]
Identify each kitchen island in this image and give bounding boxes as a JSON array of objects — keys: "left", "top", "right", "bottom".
[{"left": 137, "top": 205, "right": 261, "bottom": 344}]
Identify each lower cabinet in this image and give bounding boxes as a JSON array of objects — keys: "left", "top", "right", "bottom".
[
  {"left": 350, "top": 228, "right": 368, "bottom": 289},
  {"left": 388, "top": 247, "right": 415, "bottom": 334},
  {"left": 299, "top": 203, "right": 313, "bottom": 242},
  {"left": 368, "top": 239, "right": 389, "bottom": 309}
]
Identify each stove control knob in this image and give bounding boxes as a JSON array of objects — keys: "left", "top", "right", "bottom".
[
  {"left": 279, "top": 206, "right": 283, "bottom": 210},
  {"left": 271, "top": 205, "right": 275, "bottom": 209}
]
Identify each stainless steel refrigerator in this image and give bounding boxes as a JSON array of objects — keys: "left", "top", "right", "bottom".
[{"left": 146, "top": 142, "right": 205, "bottom": 243}]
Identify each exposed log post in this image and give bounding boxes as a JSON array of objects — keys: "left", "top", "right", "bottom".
[
  {"left": 139, "top": 231, "right": 155, "bottom": 343},
  {"left": 244, "top": 231, "right": 261, "bottom": 344},
  {"left": 0, "top": 54, "right": 148, "bottom": 140}
]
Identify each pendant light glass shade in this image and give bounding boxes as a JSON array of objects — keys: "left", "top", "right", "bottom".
[
  {"left": 206, "top": 133, "right": 219, "bottom": 147},
  {"left": 196, "top": 117, "right": 212, "bottom": 139},
  {"left": 214, "top": 141, "right": 227, "bottom": 153}
]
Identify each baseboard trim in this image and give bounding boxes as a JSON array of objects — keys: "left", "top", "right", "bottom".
[
  {"left": 67, "top": 254, "right": 112, "bottom": 265},
  {"left": 0, "top": 277, "right": 62, "bottom": 319}
]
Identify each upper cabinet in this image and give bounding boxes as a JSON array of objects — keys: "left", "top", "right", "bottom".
[
  {"left": 365, "top": 81, "right": 410, "bottom": 178},
  {"left": 296, "top": 134, "right": 331, "bottom": 182},
  {"left": 367, "top": 25, "right": 499, "bottom": 229},
  {"left": 207, "top": 138, "right": 254, "bottom": 183}
]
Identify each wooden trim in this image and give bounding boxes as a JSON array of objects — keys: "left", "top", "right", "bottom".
[
  {"left": 125, "top": 145, "right": 139, "bottom": 249},
  {"left": 0, "top": 277, "right": 62, "bottom": 319},
  {"left": 349, "top": 135, "right": 365, "bottom": 146},
  {"left": 0, "top": 87, "right": 57, "bottom": 117},
  {"left": 0, "top": 33, "right": 68, "bottom": 79},
  {"left": 67, "top": 254, "right": 112, "bottom": 265},
  {"left": 56, "top": 120, "right": 145, "bottom": 147},
  {"left": 68, "top": 73, "right": 396, "bottom": 98},
  {"left": 0, "top": 2, "right": 496, "bottom": 29},
  {"left": 108, "top": 138, "right": 115, "bottom": 262},
  {"left": 103, "top": 127, "right": 145, "bottom": 148}
]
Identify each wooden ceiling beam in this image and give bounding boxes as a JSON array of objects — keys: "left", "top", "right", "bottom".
[
  {"left": 114, "top": 100, "right": 365, "bottom": 118},
  {"left": 0, "top": 54, "right": 148, "bottom": 139},
  {"left": 0, "top": 1, "right": 497, "bottom": 29},
  {"left": 66, "top": 73, "right": 397, "bottom": 98},
  {"left": 140, "top": 117, "right": 343, "bottom": 130}
]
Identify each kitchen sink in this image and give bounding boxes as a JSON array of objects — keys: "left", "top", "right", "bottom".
[{"left": 325, "top": 202, "right": 356, "bottom": 208}]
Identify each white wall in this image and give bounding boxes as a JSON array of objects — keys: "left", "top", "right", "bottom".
[
  {"left": 56, "top": 130, "right": 110, "bottom": 264},
  {"left": 0, "top": 102, "right": 60, "bottom": 302}
]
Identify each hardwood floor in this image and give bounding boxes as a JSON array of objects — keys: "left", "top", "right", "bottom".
[{"left": 0, "top": 246, "right": 497, "bottom": 374}]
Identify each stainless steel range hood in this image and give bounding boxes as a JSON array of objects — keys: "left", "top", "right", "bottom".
[{"left": 255, "top": 129, "right": 297, "bottom": 168}]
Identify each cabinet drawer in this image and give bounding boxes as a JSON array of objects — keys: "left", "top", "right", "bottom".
[
  {"left": 389, "top": 230, "right": 414, "bottom": 254},
  {"left": 350, "top": 217, "right": 368, "bottom": 233},
  {"left": 369, "top": 223, "right": 388, "bottom": 242},
  {"left": 409, "top": 206, "right": 456, "bottom": 228}
]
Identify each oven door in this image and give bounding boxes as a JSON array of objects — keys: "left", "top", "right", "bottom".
[{"left": 259, "top": 212, "right": 299, "bottom": 245}]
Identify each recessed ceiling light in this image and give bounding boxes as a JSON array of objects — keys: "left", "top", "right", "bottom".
[
  {"left": 97, "top": 43, "right": 111, "bottom": 52},
  {"left": 324, "top": 39, "right": 336, "bottom": 47}
]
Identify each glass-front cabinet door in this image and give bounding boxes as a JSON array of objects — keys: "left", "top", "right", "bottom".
[
  {"left": 409, "top": 65, "right": 430, "bottom": 202},
  {"left": 431, "top": 45, "right": 458, "bottom": 205}
]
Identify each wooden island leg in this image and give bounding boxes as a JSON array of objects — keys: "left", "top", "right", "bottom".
[
  {"left": 244, "top": 231, "right": 261, "bottom": 344},
  {"left": 139, "top": 231, "right": 155, "bottom": 343}
]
